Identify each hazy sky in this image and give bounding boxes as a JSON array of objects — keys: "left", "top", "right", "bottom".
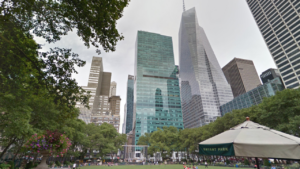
[{"left": 35, "top": 0, "right": 276, "bottom": 133}]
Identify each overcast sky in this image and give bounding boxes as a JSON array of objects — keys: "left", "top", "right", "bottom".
[{"left": 35, "top": 0, "right": 276, "bottom": 133}]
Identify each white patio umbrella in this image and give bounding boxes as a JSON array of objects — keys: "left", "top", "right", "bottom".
[{"left": 199, "top": 117, "right": 300, "bottom": 169}]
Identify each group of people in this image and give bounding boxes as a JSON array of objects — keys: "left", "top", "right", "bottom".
[
  {"left": 183, "top": 165, "right": 199, "bottom": 169},
  {"left": 183, "top": 161, "right": 209, "bottom": 169}
]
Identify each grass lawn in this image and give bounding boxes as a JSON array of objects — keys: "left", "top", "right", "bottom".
[{"left": 79, "top": 165, "right": 242, "bottom": 169}]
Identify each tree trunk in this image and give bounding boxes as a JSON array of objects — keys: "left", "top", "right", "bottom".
[
  {"left": 12, "top": 144, "right": 22, "bottom": 161},
  {"left": 0, "top": 137, "right": 16, "bottom": 159},
  {"left": 13, "top": 139, "right": 25, "bottom": 161}
]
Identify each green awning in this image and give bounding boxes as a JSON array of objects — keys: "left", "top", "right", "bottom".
[{"left": 199, "top": 143, "right": 235, "bottom": 156}]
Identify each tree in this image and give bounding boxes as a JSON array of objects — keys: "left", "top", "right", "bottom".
[
  {"left": 60, "top": 118, "right": 88, "bottom": 157},
  {"left": 146, "top": 126, "right": 180, "bottom": 162},
  {"left": 256, "top": 89, "right": 300, "bottom": 134},
  {"left": 0, "top": 0, "right": 129, "bottom": 53},
  {"left": 136, "top": 88, "right": 300, "bottom": 163},
  {"left": 81, "top": 123, "right": 126, "bottom": 159},
  {"left": 137, "top": 133, "right": 151, "bottom": 146}
]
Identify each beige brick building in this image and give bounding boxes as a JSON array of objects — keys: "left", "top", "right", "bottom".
[
  {"left": 76, "top": 57, "right": 121, "bottom": 131},
  {"left": 222, "top": 58, "right": 262, "bottom": 98}
]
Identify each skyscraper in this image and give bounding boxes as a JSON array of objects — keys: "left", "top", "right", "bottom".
[
  {"left": 110, "top": 81, "right": 117, "bottom": 97},
  {"left": 179, "top": 8, "right": 233, "bottom": 128},
  {"left": 222, "top": 58, "right": 262, "bottom": 97},
  {"left": 125, "top": 75, "right": 134, "bottom": 134},
  {"left": 76, "top": 56, "right": 121, "bottom": 131},
  {"left": 122, "top": 104, "right": 127, "bottom": 134},
  {"left": 77, "top": 57, "right": 107, "bottom": 124},
  {"left": 260, "top": 68, "right": 282, "bottom": 84},
  {"left": 133, "top": 31, "right": 184, "bottom": 144},
  {"left": 246, "top": 1, "right": 300, "bottom": 89}
]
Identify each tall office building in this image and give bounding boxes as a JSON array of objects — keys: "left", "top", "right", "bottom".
[
  {"left": 222, "top": 58, "right": 262, "bottom": 97},
  {"left": 260, "top": 68, "right": 282, "bottom": 84},
  {"left": 122, "top": 104, "right": 127, "bottom": 134},
  {"left": 77, "top": 57, "right": 107, "bottom": 123},
  {"left": 246, "top": 1, "right": 300, "bottom": 89},
  {"left": 77, "top": 57, "right": 121, "bottom": 131},
  {"left": 179, "top": 8, "right": 233, "bottom": 128},
  {"left": 133, "top": 31, "right": 184, "bottom": 144},
  {"left": 125, "top": 75, "right": 134, "bottom": 134},
  {"left": 110, "top": 81, "right": 117, "bottom": 97}
]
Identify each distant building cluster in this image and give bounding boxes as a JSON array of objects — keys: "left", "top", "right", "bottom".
[
  {"left": 77, "top": 1, "right": 300, "bottom": 143},
  {"left": 76, "top": 57, "right": 121, "bottom": 131}
]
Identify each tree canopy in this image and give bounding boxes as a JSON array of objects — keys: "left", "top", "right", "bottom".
[
  {"left": 0, "top": 0, "right": 129, "bottom": 53},
  {"left": 0, "top": 0, "right": 130, "bottom": 160},
  {"left": 137, "top": 88, "right": 300, "bottom": 161}
]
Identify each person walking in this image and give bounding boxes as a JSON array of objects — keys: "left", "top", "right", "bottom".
[
  {"left": 205, "top": 161, "right": 208, "bottom": 168},
  {"left": 72, "top": 163, "right": 76, "bottom": 169}
]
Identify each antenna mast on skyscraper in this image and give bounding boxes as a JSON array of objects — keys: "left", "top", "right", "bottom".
[{"left": 183, "top": 0, "right": 186, "bottom": 12}]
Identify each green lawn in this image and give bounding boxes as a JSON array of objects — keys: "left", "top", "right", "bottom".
[{"left": 80, "top": 165, "right": 239, "bottom": 169}]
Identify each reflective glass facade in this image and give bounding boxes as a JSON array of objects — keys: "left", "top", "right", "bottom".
[
  {"left": 246, "top": 0, "right": 300, "bottom": 89},
  {"left": 125, "top": 75, "right": 134, "bottom": 134},
  {"left": 134, "top": 31, "right": 184, "bottom": 144},
  {"left": 220, "top": 77, "right": 284, "bottom": 116},
  {"left": 179, "top": 8, "right": 233, "bottom": 128}
]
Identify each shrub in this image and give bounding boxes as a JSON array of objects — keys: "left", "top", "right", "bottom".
[
  {"left": 290, "top": 163, "right": 299, "bottom": 168},
  {"left": 244, "top": 159, "right": 250, "bottom": 165},
  {"left": 263, "top": 159, "right": 271, "bottom": 166},
  {"left": 25, "top": 162, "right": 33, "bottom": 169},
  {"left": 65, "top": 161, "right": 72, "bottom": 166},
  {"left": 0, "top": 163, "right": 11, "bottom": 169},
  {"left": 48, "top": 161, "right": 54, "bottom": 166},
  {"left": 32, "top": 163, "right": 38, "bottom": 168},
  {"left": 55, "top": 161, "right": 61, "bottom": 167},
  {"left": 8, "top": 161, "right": 14, "bottom": 169}
]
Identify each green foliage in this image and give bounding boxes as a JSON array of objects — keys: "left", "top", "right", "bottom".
[
  {"left": 48, "top": 161, "right": 54, "bottom": 167},
  {"left": 244, "top": 159, "right": 250, "bottom": 165},
  {"left": 0, "top": 0, "right": 130, "bottom": 160},
  {"left": 81, "top": 123, "right": 126, "bottom": 158},
  {"left": 136, "top": 88, "right": 300, "bottom": 160},
  {"left": 0, "top": 163, "right": 11, "bottom": 169},
  {"left": 263, "top": 159, "right": 271, "bottom": 166},
  {"left": 33, "top": 163, "right": 39, "bottom": 168},
  {"left": 137, "top": 133, "right": 151, "bottom": 146},
  {"left": 64, "top": 161, "right": 72, "bottom": 166},
  {"left": 290, "top": 163, "right": 299, "bottom": 168},
  {"left": 0, "top": 0, "right": 130, "bottom": 53},
  {"left": 55, "top": 161, "right": 61, "bottom": 167},
  {"left": 140, "top": 126, "right": 180, "bottom": 161},
  {"left": 25, "top": 162, "right": 33, "bottom": 169}
]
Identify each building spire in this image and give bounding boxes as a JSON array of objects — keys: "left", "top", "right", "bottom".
[{"left": 183, "top": 0, "right": 186, "bottom": 12}]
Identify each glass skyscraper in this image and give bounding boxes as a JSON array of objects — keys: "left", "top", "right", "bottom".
[
  {"left": 133, "top": 31, "right": 184, "bottom": 144},
  {"left": 179, "top": 8, "right": 233, "bottom": 128},
  {"left": 246, "top": 0, "right": 300, "bottom": 89},
  {"left": 125, "top": 75, "right": 134, "bottom": 134},
  {"left": 220, "top": 77, "right": 284, "bottom": 116}
]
